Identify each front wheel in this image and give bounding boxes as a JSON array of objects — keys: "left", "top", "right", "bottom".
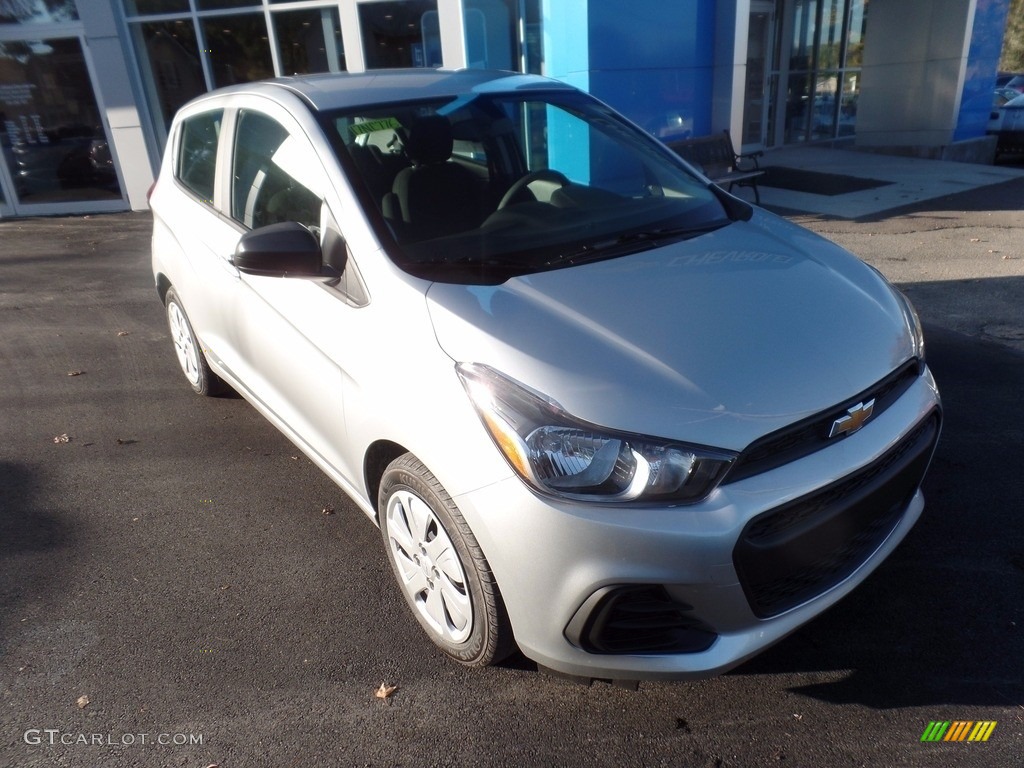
[
  {"left": 165, "top": 287, "right": 224, "bottom": 396},
  {"left": 379, "top": 453, "right": 513, "bottom": 666}
]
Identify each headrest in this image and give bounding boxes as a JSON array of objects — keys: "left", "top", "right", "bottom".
[{"left": 405, "top": 115, "right": 453, "bottom": 166}]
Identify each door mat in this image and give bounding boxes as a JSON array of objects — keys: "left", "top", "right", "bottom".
[{"left": 760, "top": 166, "right": 893, "bottom": 196}]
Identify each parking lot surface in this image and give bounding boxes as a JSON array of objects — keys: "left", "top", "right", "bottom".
[{"left": 1, "top": 168, "right": 1023, "bottom": 766}]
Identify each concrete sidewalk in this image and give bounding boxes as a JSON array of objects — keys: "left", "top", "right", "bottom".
[{"left": 750, "top": 144, "right": 1024, "bottom": 218}]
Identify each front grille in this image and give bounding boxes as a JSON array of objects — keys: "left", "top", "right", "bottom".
[
  {"left": 727, "top": 359, "right": 922, "bottom": 483},
  {"left": 734, "top": 411, "right": 940, "bottom": 619},
  {"left": 565, "top": 586, "right": 717, "bottom": 655}
]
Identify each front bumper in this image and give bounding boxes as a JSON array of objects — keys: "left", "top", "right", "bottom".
[{"left": 454, "top": 366, "right": 940, "bottom": 681}]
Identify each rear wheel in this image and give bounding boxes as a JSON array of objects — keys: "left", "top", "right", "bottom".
[
  {"left": 165, "top": 287, "right": 224, "bottom": 396},
  {"left": 379, "top": 453, "right": 513, "bottom": 666}
]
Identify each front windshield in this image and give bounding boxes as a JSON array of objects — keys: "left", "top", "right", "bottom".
[{"left": 320, "top": 90, "right": 731, "bottom": 284}]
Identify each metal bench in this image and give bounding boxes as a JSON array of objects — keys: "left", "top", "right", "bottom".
[{"left": 665, "top": 131, "right": 764, "bottom": 204}]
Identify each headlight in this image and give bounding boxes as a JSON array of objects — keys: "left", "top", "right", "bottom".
[{"left": 456, "top": 363, "right": 735, "bottom": 505}]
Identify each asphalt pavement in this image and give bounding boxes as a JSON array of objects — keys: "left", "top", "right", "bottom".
[{"left": 1, "top": 152, "right": 1023, "bottom": 767}]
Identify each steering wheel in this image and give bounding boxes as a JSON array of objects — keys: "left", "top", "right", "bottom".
[{"left": 497, "top": 169, "right": 571, "bottom": 210}]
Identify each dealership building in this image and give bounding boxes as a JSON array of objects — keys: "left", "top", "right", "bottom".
[{"left": 0, "top": 0, "right": 1012, "bottom": 218}]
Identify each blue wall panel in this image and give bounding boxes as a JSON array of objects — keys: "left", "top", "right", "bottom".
[
  {"left": 588, "top": 0, "right": 714, "bottom": 70},
  {"left": 542, "top": 0, "right": 590, "bottom": 92},
  {"left": 954, "top": 0, "right": 1012, "bottom": 142},
  {"left": 589, "top": 68, "right": 714, "bottom": 140},
  {"left": 588, "top": 0, "right": 716, "bottom": 140},
  {"left": 542, "top": 0, "right": 716, "bottom": 140}
]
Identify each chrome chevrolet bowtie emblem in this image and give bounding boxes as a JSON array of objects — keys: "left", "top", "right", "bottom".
[{"left": 829, "top": 399, "right": 875, "bottom": 438}]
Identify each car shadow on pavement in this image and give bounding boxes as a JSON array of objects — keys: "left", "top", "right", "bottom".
[
  {"left": 731, "top": 325, "right": 1024, "bottom": 709},
  {"left": 0, "top": 462, "right": 73, "bottom": 657}
]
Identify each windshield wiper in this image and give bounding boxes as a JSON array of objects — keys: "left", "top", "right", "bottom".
[{"left": 545, "top": 222, "right": 729, "bottom": 267}]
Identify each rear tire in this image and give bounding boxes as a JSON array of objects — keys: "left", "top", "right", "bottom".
[
  {"left": 165, "top": 287, "right": 224, "bottom": 397},
  {"left": 379, "top": 453, "right": 514, "bottom": 666}
]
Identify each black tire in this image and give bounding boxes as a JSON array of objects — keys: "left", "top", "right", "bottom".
[
  {"left": 379, "top": 453, "right": 514, "bottom": 667},
  {"left": 164, "top": 287, "right": 225, "bottom": 397}
]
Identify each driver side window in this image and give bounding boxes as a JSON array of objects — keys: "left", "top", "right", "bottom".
[{"left": 230, "top": 111, "right": 322, "bottom": 231}]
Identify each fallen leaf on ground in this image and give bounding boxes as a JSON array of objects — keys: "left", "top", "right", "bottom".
[
  {"left": 375, "top": 683, "right": 398, "bottom": 700},
  {"left": 67, "top": 370, "right": 84, "bottom": 376},
  {"left": 116, "top": 330, "right": 131, "bottom": 336},
  {"left": 76, "top": 695, "right": 90, "bottom": 709}
]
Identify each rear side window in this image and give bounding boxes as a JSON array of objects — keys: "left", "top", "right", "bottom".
[{"left": 176, "top": 110, "right": 222, "bottom": 202}]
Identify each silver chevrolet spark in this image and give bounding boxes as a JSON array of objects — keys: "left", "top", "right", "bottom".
[{"left": 151, "top": 69, "right": 940, "bottom": 682}]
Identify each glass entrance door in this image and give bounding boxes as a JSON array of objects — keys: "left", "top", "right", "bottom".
[
  {"left": 0, "top": 36, "right": 124, "bottom": 216},
  {"left": 743, "top": 1, "right": 775, "bottom": 150}
]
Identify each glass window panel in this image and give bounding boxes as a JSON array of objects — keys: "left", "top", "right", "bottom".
[
  {"left": 0, "top": 38, "right": 122, "bottom": 204},
  {"left": 359, "top": 1, "right": 440, "bottom": 70},
  {"left": 196, "top": 0, "right": 260, "bottom": 10},
  {"left": 789, "top": 0, "right": 817, "bottom": 71},
  {"left": 765, "top": 72, "right": 780, "bottom": 147},
  {"left": 839, "top": 70, "right": 859, "bottom": 136},
  {"left": 131, "top": 20, "right": 206, "bottom": 134},
  {"left": 816, "top": 0, "right": 843, "bottom": 69},
  {"left": 464, "top": 0, "right": 516, "bottom": 71},
  {"left": 202, "top": 13, "right": 273, "bottom": 87},
  {"left": 784, "top": 72, "right": 811, "bottom": 143},
  {"left": 811, "top": 72, "right": 839, "bottom": 139},
  {"left": 0, "top": 0, "right": 77, "bottom": 24},
  {"left": 743, "top": 9, "right": 771, "bottom": 146},
  {"left": 273, "top": 7, "right": 345, "bottom": 75},
  {"left": 523, "top": 0, "right": 542, "bottom": 74},
  {"left": 845, "top": 0, "right": 867, "bottom": 68},
  {"left": 122, "top": 0, "right": 190, "bottom": 15},
  {"left": 777, "top": 0, "right": 866, "bottom": 146}
]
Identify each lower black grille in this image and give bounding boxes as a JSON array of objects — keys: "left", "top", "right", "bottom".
[
  {"left": 565, "top": 586, "right": 717, "bottom": 654},
  {"left": 734, "top": 411, "right": 940, "bottom": 619}
]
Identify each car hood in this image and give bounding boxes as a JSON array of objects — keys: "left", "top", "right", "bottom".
[{"left": 425, "top": 212, "right": 916, "bottom": 451}]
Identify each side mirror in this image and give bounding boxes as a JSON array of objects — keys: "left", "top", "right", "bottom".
[{"left": 232, "top": 222, "right": 321, "bottom": 277}]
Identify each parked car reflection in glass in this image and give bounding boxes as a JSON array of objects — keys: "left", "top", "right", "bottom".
[{"left": 4, "top": 123, "right": 118, "bottom": 202}]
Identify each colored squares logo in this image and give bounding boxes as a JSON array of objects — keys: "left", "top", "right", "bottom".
[{"left": 920, "top": 721, "right": 997, "bottom": 742}]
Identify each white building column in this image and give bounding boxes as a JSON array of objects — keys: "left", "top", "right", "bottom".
[{"left": 78, "top": 0, "right": 152, "bottom": 210}]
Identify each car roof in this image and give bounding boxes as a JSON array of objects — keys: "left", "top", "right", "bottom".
[{"left": 198, "top": 69, "right": 576, "bottom": 112}]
